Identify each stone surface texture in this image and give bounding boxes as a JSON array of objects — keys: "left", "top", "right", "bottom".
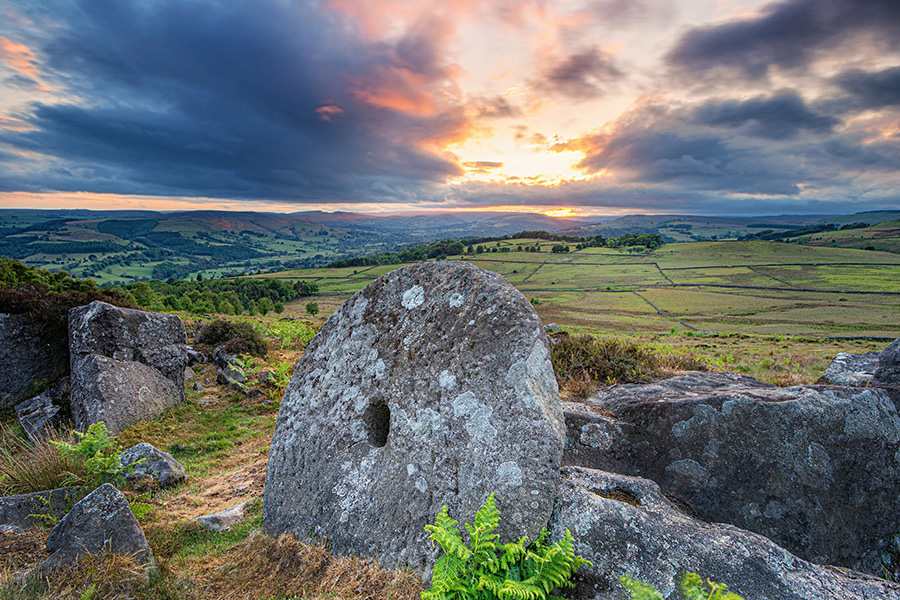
[
  {"left": 550, "top": 467, "right": 900, "bottom": 600},
  {"left": 68, "top": 301, "right": 189, "bottom": 434},
  {"left": 563, "top": 371, "right": 900, "bottom": 576},
  {"left": 0, "top": 488, "right": 81, "bottom": 530},
  {"left": 120, "top": 442, "right": 187, "bottom": 489},
  {"left": 0, "top": 313, "right": 68, "bottom": 410},
  {"left": 876, "top": 338, "right": 900, "bottom": 386},
  {"left": 822, "top": 351, "right": 880, "bottom": 386},
  {"left": 264, "top": 261, "right": 565, "bottom": 571},
  {"left": 14, "top": 377, "right": 69, "bottom": 440},
  {"left": 40, "top": 483, "right": 154, "bottom": 574}
]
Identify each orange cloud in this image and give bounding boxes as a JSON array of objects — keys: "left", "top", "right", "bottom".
[{"left": 0, "top": 36, "right": 40, "bottom": 80}]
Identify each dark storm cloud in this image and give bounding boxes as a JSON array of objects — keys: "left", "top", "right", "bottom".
[
  {"left": 690, "top": 91, "right": 838, "bottom": 139},
  {"left": 666, "top": 0, "right": 900, "bottom": 81},
  {"left": 0, "top": 0, "right": 465, "bottom": 201},
  {"left": 833, "top": 66, "right": 900, "bottom": 110},
  {"left": 534, "top": 47, "right": 624, "bottom": 99}
]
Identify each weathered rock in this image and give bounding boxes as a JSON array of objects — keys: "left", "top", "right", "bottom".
[
  {"left": 217, "top": 365, "right": 247, "bottom": 388},
  {"left": 39, "top": 483, "right": 154, "bottom": 575},
  {"left": 70, "top": 354, "right": 181, "bottom": 435},
  {"left": 120, "top": 443, "right": 187, "bottom": 489},
  {"left": 68, "top": 301, "right": 190, "bottom": 433},
  {"left": 0, "top": 313, "right": 68, "bottom": 410},
  {"left": 14, "top": 377, "right": 69, "bottom": 440},
  {"left": 822, "top": 351, "right": 879, "bottom": 386},
  {"left": 564, "top": 372, "right": 900, "bottom": 575},
  {"left": 549, "top": 467, "right": 900, "bottom": 600},
  {"left": 197, "top": 502, "right": 247, "bottom": 532},
  {"left": 264, "top": 261, "right": 565, "bottom": 571},
  {"left": 0, "top": 488, "right": 81, "bottom": 530},
  {"left": 875, "top": 338, "right": 900, "bottom": 386}
]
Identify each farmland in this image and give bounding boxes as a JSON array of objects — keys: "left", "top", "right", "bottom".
[{"left": 257, "top": 239, "right": 900, "bottom": 384}]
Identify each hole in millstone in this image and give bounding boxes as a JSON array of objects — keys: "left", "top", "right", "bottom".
[{"left": 363, "top": 399, "right": 390, "bottom": 448}]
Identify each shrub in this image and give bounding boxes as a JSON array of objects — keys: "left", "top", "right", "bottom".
[
  {"left": 50, "top": 422, "right": 126, "bottom": 489},
  {"left": 305, "top": 302, "right": 319, "bottom": 316},
  {"left": 0, "top": 424, "right": 84, "bottom": 495},
  {"left": 551, "top": 336, "right": 660, "bottom": 398},
  {"left": 196, "top": 319, "right": 267, "bottom": 357},
  {"left": 423, "top": 493, "right": 590, "bottom": 600},
  {"left": 620, "top": 573, "right": 745, "bottom": 600}
]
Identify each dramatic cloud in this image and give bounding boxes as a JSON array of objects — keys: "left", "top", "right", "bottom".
[
  {"left": 690, "top": 91, "right": 838, "bottom": 139},
  {"left": 0, "top": 0, "right": 899, "bottom": 214},
  {"left": 0, "top": 0, "right": 467, "bottom": 201},
  {"left": 533, "top": 47, "right": 623, "bottom": 100},
  {"left": 833, "top": 66, "right": 900, "bottom": 111},
  {"left": 667, "top": 0, "right": 900, "bottom": 81}
]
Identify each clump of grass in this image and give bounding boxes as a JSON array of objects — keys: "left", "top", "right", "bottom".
[
  {"left": 194, "top": 532, "right": 422, "bottom": 600},
  {"left": 0, "top": 423, "right": 84, "bottom": 496},
  {"left": 551, "top": 336, "right": 662, "bottom": 398},
  {"left": 196, "top": 319, "right": 267, "bottom": 357},
  {"left": 0, "top": 553, "right": 187, "bottom": 600}
]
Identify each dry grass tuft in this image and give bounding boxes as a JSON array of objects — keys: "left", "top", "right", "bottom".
[
  {"left": 0, "top": 424, "right": 84, "bottom": 496},
  {"left": 0, "top": 528, "right": 47, "bottom": 577},
  {"left": 552, "top": 336, "right": 662, "bottom": 399},
  {"left": 196, "top": 532, "right": 422, "bottom": 600},
  {"left": 1, "top": 552, "right": 187, "bottom": 600}
]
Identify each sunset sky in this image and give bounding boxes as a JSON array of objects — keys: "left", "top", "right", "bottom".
[{"left": 0, "top": 0, "right": 899, "bottom": 215}]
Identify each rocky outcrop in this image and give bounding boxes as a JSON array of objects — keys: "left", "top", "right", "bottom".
[
  {"left": 822, "top": 351, "right": 880, "bottom": 386},
  {"left": 39, "top": 483, "right": 155, "bottom": 575},
  {"left": 0, "top": 313, "right": 68, "bottom": 410},
  {"left": 264, "top": 262, "right": 565, "bottom": 571},
  {"left": 550, "top": 467, "right": 900, "bottom": 600},
  {"left": 563, "top": 372, "right": 900, "bottom": 576},
  {"left": 14, "top": 377, "right": 69, "bottom": 440},
  {"left": 0, "top": 488, "right": 81, "bottom": 531},
  {"left": 120, "top": 442, "right": 187, "bottom": 489},
  {"left": 68, "top": 301, "right": 190, "bottom": 434}
]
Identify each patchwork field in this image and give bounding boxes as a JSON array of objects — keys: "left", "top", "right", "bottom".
[{"left": 256, "top": 240, "right": 900, "bottom": 383}]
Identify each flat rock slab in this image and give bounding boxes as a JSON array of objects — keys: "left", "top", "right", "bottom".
[
  {"left": 0, "top": 488, "right": 81, "bottom": 530},
  {"left": 264, "top": 261, "right": 565, "bottom": 571},
  {"left": 566, "top": 371, "right": 900, "bottom": 576},
  {"left": 197, "top": 502, "right": 247, "bottom": 532},
  {"left": 550, "top": 466, "right": 900, "bottom": 600},
  {"left": 40, "top": 483, "right": 154, "bottom": 575}
]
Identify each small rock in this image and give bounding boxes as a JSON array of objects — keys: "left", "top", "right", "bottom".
[
  {"left": 217, "top": 365, "right": 247, "bottom": 388},
  {"left": 38, "top": 484, "right": 154, "bottom": 575},
  {"left": 212, "top": 346, "right": 238, "bottom": 370},
  {"left": 14, "top": 377, "right": 69, "bottom": 441},
  {"left": 185, "top": 345, "right": 207, "bottom": 365},
  {"left": 120, "top": 443, "right": 187, "bottom": 489},
  {"left": 196, "top": 502, "right": 247, "bottom": 532},
  {"left": 184, "top": 366, "right": 196, "bottom": 382},
  {"left": 192, "top": 381, "right": 204, "bottom": 392}
]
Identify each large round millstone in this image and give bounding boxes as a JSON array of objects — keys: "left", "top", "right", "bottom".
[{"left": 263, "top": 261, "right": 565, "bottom": 570}]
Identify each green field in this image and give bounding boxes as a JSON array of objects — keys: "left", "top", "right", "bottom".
[{"left": 258, "top": 240, "right": 900, "bottom": 383}]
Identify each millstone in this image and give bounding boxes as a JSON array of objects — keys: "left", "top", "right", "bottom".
[{"left": 263, "top": 261, "right": 565, "bottom": 571}]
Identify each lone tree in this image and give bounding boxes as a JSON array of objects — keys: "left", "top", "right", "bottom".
[{"left": 305, "top": 302, "right": 320, "bottom": 316}]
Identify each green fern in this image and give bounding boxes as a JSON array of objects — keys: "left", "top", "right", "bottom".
[
  {"left": 621, "top": 572, "right": 745, "bottom": 600},
  {"left": 423, "top": 493, "right": 590, "bottom": 600},
  {"left": 50, "top": 422, "right": 125, "bottom": 488}
]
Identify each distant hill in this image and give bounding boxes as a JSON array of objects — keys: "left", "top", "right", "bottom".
[{"left": 1, "top": 208, "right": 897, "bottom": 283}]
